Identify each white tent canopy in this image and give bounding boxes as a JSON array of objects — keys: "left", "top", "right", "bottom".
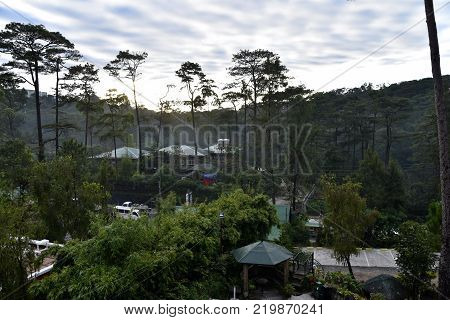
[
  {"left": 94, "top": 147, "right": 150, "bottom": 159},
  {"left": 158, "top": 145, "right": 206, "bottom": 157}
]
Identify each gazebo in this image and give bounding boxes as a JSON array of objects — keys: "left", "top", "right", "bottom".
[{"left": 232, "top": 241, "right": 293, "bottom": 297}]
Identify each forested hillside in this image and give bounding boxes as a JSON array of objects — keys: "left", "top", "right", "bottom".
[{"left": 2, "top": 76, "right": 446, "bottom": 217}]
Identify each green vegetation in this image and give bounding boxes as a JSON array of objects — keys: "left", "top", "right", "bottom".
[
  {"left": 279, "top": 214, "right": 310, "bottom": 249},
  {"left": 319, "top": 271, "right": 364, "bottom": 300},
  {"left": 0, "top": 20, "right": 447, "bottom": 299},
  {"left": 28, "top": 190, "right": 277, "bottom": 299},
  {"left": 394, "top": 221, "right": 437, "bottom": 299},
  {"left": 321, "top": 176, "right": 377, "bottom": 279}
]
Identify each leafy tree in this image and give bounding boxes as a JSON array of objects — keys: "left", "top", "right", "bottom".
[
  {"left": 229, "top": 49, "right": 277, "bottom": 120},
  {"left": 0, "top": 191, "right": 43, "bottom": 299},
  {"left": 0, "top": 68, "right": 26, "bottom": 137},
  {"left": 30, "top": 155, "right": 109, "bottom": 241},
  {"left": 426, "top": 201, "right": 442, "bottom": 251},
  {"left": 384, "top": 160, "right": 406, "bottom": 212},
  {"left": 277, "top": 85, "right": 312, "bottom": 210},
  {"left": 64, "top": 63, "right": 100, "bottom": 148},
  {"left": 157, "top": 84, "right": 175, "bottom": 149},
  {"left": 0, "top": 139, "right": 34, "bottom": 192},
  {"left": 176, "top": 61, "right": 215, "bottom": 165},
  {"left": 0, "top": 22, "right": 74, "bottom": 160},
  {"left": 356, "top": 149, "right": 387, "bottom": 209},
  {"left": 104, "top": 50, "right": 148, "bottom": 172},
  {"left": 376, "top": 95, "right": 409, "bottom": 167},
  {"left": 97, "top": 89, "right": 133, "bottom": 170},
  {"left": 156, "top": 191, "right": 177, "bottom": 215},
  {"left": 28, "top": 189, "right": 277, "bottom": 299},
  {"left": 44, "top": 45, "right": 81, "bottom": 153},
  {"left": 321, "top": 176, "right": 376, "bottom": 279},
  {"left": 356, "top": 150, "right": 406, "bottom": 213},
  {"left": 118, "top": 157, "right": 136, "bottom": 180},
  {"left": 279, "top": 214, "right": 310, "bottom": 249},
  {"left": 395, "top": 221, "right": 437, "bottom": 298},
  {"left": 58, "top": 138, "right": 87, "bottom": 167},
  {"left": 200, "top": 189, "right": 279, "bottom": 249},
  {"left": 96, "top": 159, "right": 116, "bottom": 191}
]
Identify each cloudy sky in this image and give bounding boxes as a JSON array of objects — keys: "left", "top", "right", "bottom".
[{"left": 1, "top": 0, "right": 450, "bottom": 110}]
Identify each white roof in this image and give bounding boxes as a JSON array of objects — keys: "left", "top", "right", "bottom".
[
  {"left": 94, "top": 147, "right": 150, "bottom": 159},
  {"left": 158, "top": 145, "right": 206, "bottom": 157},
  {"left": 202, "top": 143, "right": 232, "bottom": 154},
  {"left": 305, "top": 218, "right": 322, "bottom": 228}
]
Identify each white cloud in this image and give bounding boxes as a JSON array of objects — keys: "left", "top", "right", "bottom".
[{"left": 1, "top": 0, "right": 450, "bottom": 110}]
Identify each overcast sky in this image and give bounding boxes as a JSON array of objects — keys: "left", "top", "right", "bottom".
[{"left": 1, "top": 0, "right": 450, "bottom": 110}]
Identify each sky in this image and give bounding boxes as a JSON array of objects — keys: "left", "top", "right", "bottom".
[{"left": 1, "top": 0, "right": 450, "bottom": 111}]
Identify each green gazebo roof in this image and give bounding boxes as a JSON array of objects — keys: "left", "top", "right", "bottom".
[{"left": 232, "top": 241, "right": 293, "bottom": 266}]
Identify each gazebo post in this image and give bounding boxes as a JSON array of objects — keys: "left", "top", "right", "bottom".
[
  {"left": 283, "top": 260, "right": 289, "bottom": 285},
  {"left": 243, "top": 264, "right": 249, "bottom": 298}
]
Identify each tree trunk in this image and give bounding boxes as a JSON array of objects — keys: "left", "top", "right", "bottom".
[
  {"left": 188, "top": 87, "right": 198, "bottom": 176},
  {"left": 335, "top": 127, "right": 339, "bottom": 146},
  {"left": 111, "top": 112, "right": 118, "bottom": 172},
  {"left": 243, "top": 96, "right": 248, "bottom": 169},
  {"left": 385, "top": 117, "right": 392, "bottom": 168},
  {"left": 191, "top": 103, "right": 198, "bottom": 168},
  {"left": 292, "top": 171, "right": 298, "bottom": 212},
  {"left": 84, "top": 106, "right": 89, "bottom": 147},
  {"left": 352, "top": 134, "right": 356, "bottom": 170},
  {"left": 360, "top": 125, "right": 364, "bottom": 160},
  {"left": 133, "top": 82, "right": 143, "bottom": 173},
  {"left": 34, "top": 60, "right": 44, "bottom": 161},
  {"left": 424, "top": 0, "right": 450, "bottom": 298},
  {"left": 345, "top": 256, "right": 355, "bottom": 280},
  {"left": 372, "top": 112, "right": 377, "bottom": 149},
  {"left": 55, "top": 61, "right": 60, "bottom": 155},
  {"left": 252, "top": 71, "right": 257, "bottom": 120}
]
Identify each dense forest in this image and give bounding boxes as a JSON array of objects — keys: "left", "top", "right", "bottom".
[{"left": 1, "top": 66, "right": 446, "bottom": 218}]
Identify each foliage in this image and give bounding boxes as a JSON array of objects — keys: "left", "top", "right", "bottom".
[
  {"left": 0, "top": 191, "right": 43, "bottom": 299},
  {"left": 0, "top": 71, "right": 27, "bottom": 137},
  {"left": 97, "top": 89, "right": 134, "bottom": 169},
  {"left": 30, "top": 156, "right": 110, "bottom": 241},
  {"left": 321, "top": 176, "right": 376, "bottom": 278},
  {"left": 366, "top": 210, "right": 405, "bottom": 248},
  {"left": 356, "top": 150, "right": 406, "bottom": 212},
  {"left": 28, "top": 190, "right": 277, "bottom": 299},
  {"left": 118, "top": 157, "right": 137, "bottom": 179},
  {"left": 104, "top": 50, "right": 148, "bottom": 172},
  {"left": 96, "top": 159, "right": 116, "bottom": 190},
  {"left": 156, "top": 191, "right": 177, "bottom": 215},
  {"left": 394, "top": 221, "right": 437, "bottom": 299},
  {"left": 198, "top": 189, "right": 279, "bottom": 250},
  {"left": 280, "top": 284, "right": 295, "bottom": 298},
  {"left": 320, "top": 271, "right": 364, "bottom": 300},
  {"left": 279, "top": 214, "right": 310, "bottom": 249},
  {"left": 426, "top": 201, "right": 442, "bottom": 251},
  {"left": 0, "top": 139, "right": 34, "bottom": 192},
  {"left": 64, "top": 63, "right": 100, "bottom": 146},
  {"left": 0, "top": 22, "right": 76, "bottom": 160}
]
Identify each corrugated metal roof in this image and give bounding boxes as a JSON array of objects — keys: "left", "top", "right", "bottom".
[
  {"left": 94, "top": 147, "right": 150, "bottom": 159},
  {"left": 159, "top": 145, "right": 206, "bottom": 156}
]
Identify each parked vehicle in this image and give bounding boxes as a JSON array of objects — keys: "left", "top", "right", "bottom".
[{"left": 114, "top": 202, "right": 151, "bottom": 220}]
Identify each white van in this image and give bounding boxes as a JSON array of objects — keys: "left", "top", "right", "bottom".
[{"left": 114, "top": 202, "right": 149, "bottom": 220}]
